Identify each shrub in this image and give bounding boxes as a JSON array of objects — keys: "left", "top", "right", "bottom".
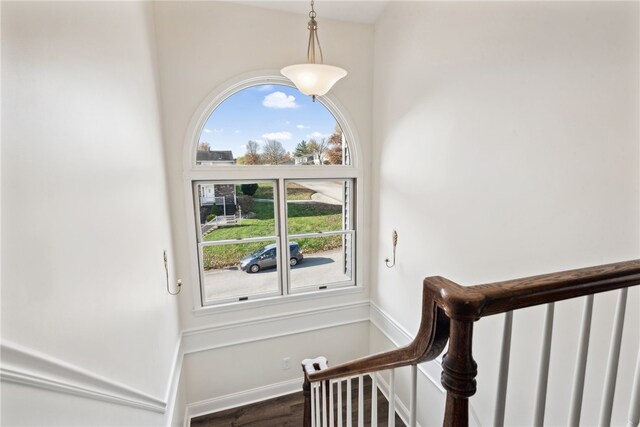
[
  {"left": 240, "top": 183, "right": 258, "bottom": 196},
  {"left": 206, "top": 213, "right": 216, "bottom": 222}
]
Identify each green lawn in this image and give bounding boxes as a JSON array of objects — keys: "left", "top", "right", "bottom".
[
  {"left": 235, "top": 182, "right": 315, "bottom": 200},
  {"left": 202, "top": 201, "right": 342, "bottom": 269},
  {"left": 287, "top": 182, "right": 315, "bottom": 200}
]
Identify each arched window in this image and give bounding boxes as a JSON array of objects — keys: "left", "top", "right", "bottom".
[
  {"left": 195, "top": 84, "right": 351, "bottom": 167},
  {"left": 185, "top": 77, "right": 361, "bottom": 308}
]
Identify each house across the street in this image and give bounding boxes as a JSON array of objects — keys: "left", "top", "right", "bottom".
[{"left": 196, "top": 149, "right": 235, "bottom": 165}]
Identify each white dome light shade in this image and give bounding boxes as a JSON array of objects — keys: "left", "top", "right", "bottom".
[{"left": 281, "top": 64, "right": 347, "bottom": 97}]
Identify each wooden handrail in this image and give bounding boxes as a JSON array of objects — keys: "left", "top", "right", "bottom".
[
  {"left": 424, "top": 259, "right": 640, "bottom": 321},
  {"left": 307, "top": 286, "right": 450, "bottom": 383},
  {"left": 303, "top": 259, "right": 640, "bottom": 427},
  {"left": 431, "top": 259, "right": 640, "bottom": 426}
]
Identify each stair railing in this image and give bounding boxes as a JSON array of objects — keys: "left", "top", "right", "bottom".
[{"left": 303, "top": 259, "right": 640, "bottom": 427}]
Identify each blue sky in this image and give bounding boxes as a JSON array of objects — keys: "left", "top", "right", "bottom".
[{"left": 200, "top": 84, "right": 339, "bottom": 158}]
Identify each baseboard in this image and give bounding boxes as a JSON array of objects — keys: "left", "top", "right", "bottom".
[
  {"left": 0, "top": 340, "right": 167, "bottom": 413},
  {"left": 369, "top": 302, "right": 445, "bottom": 393},
  {"left": 184, "top": 377, "right": 302, "bottom": 426}
]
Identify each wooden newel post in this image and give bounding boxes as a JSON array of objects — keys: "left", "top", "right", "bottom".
[
  {"left": 302, "top": 356, "right": 329, "bottom": 427},
  {"left": 441, "top": 319, "right": 478, "bottom": 427},
  {"left": 302, "top": 369, "right": 312, "bottom": 427}
]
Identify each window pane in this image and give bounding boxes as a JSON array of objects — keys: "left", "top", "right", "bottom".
[
  {"left": 201, "top": 240, "right": 280, "bottom": 302},
  {"left": 287, "top": 180, "right": 350, "bottom": 234},
  {"left": 289, "top": 234, "right": 353, "bottom": 290},
  {"left": 197, "top": 182, "right": 276, "bottom": 241},
  {"left": 196, "top": 84, "right": 350, "bottom": 166}
]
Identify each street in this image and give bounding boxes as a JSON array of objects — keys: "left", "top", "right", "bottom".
[{"left": 203, "top": 248, "right": 350, "bottom": 301}]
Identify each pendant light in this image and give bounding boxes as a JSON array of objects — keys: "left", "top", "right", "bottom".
[{"left": 281, "top": 0, "right": 347, "bottom": 101}]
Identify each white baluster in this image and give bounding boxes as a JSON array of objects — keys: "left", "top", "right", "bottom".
[
  {"left": 410, "top": 365, "right": 417, "bottom": 427},
  {"left": 627, "top": 346, "right": 640, "bottom": 427},
  {"left": 371, "top": 374, "right": 378, "bottom": 427},
  {"left": 311, "top": 381, "right": 316, "bottom": 427},
  {"left": 322, "top": 381, "right": 328, "bottom": 427},
  {"left": 533, "top": 303, "right": 555, "bottom": 427},
  {"left": 568, "top": 295, "right": 594, "bottom": 426},
  {"left": 316, "top": 383, "right": 322, "bottom": 427},
  {"left": 346, "top": 378, "right": 352, "bottom": 427},
  {"left": 337, "top": 379, "right": 343, "bottom": 427},
  {"left": 358, "top": 376, "right": 364, "bottom": 427},
  {"left": 330, "top": 380, "right": 335, "bottom": 427},
  {"left": 494, "top": 311, "right": 513, "bottom": 427},
  {"left": 600, "top": 288, "right": 628, "bottom": 427},
  {"left": 388, "top": 369, "right": 396, "bottom": 427}
]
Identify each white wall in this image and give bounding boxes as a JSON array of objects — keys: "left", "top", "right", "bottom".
[
  {"left": 372, "top": 2, "right": 639, "bottom": 426},
  {"left": 185, "top": 322, "right": 369, "bottom": 404},
  {"left": 152, "top": 0, "right": 374, "bottom": 411},
  {"left": 1, "top": 1, "right": 181, "bottom": 425}
]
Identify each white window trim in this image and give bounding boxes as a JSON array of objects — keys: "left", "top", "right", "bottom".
[{"left": 182, "top": 70, "right": 365, "bottom": 314}]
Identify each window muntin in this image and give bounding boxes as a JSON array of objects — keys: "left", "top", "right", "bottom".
[
  {"left": 194, "top": 178, "right": 355, "bottom": 305},
  {"left": 195, "top": 84, "right": 350, "bottom": 167},
  {"left": 195, "top": 180, "right": 281, "bottom": 304},
  {"left": 199, "top": 240, "right": 281, "bottom": 302},
  {"left": 196, "top": 182, "right": 276, "bottom": 242},
  {"left": 288, "top": 233, "right": 354, "bottom": 291},
  {"left": 286, "top": 179, "right": 354, "bottom": 292},
  {"left": 187, "top": 76, "right": 360, "bottom": 309}
]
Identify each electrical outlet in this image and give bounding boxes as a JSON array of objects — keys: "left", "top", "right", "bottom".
[{"left": 282, "top": 357, "right": 291, "bottom": 370}]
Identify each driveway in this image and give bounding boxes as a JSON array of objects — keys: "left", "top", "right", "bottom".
[
  {"left": 203, "top": 248, "right": 350, "bottom": 301},
  {"left": 297, "top": 181, "right": 343, "bottom": 205}
]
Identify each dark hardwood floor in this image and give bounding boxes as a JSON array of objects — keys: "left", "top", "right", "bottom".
[{"left": 191, "top": 376, "right": 405, "bottom": 427}]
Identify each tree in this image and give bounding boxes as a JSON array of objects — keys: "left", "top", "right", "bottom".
[
  {"left": 293, "top": 140, "right": 311, "bottom": 157},
  {"left": 244, "top": 140, "right": 261, "bottom": 165},
  {"left": 262, "top": 140, "right": 290, "bottom": 165},
  {"left": 240, "top": 183, "right": 258, "bottom": 196},
  {"left": 307, "top": 138, "right": 329, "bottom": 163},
  {"left": 326, "top": 125, "right": 344, "bottom": 165},
  {"left": 198, "top": 142, "right": 211, "bottom": 152}
]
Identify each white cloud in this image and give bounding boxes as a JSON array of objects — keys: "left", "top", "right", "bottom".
[
  {"left": 256, "top": 84, "right": 275, "bottom": 92},
  {"left": 263, "top": 91, "right": 299, "bottom": 109},
  {"left": 234, "top": 130, "right": 241, "bottom": 134},
  {"left": 296, "top": 124, "right": 308, "bottom": 129},
  {"left": 203, "top": 129, "right": 212, "bottom": 133},
  {"left": 214, "top": 128, "right": 224, "bottom": 133},
  {"left": 307, "top": 131, "right": 331, "bottom": 140},
  {"left": 262, "top": 131, "right": 293, "bottom": 141}
]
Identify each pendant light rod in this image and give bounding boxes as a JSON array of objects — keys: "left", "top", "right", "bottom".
[
  {"left": 307, "top": 0, "right": 323, "bottom": 64},
  {"left": 281, "top": 0, "right": 347, "bottom": 100}
]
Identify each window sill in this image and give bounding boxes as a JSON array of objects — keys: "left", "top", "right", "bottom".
[{"left": 192, "top": 284, "right": 365, "bottom": 317}]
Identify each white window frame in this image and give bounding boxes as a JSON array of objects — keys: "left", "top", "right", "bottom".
[{"left": 183, "top": 71, "right": 364, "bottom": 314}]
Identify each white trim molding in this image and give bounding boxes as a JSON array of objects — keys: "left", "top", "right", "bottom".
[
  {"left": 0, "top": 302, "right": 369, "bottom": 425},
  {"left": 182, "top": 301, "right": 370, "bottom": 354},
  {"left": 0, "top": 340, "right": 167, "bottom": 413},
  {"left": 184, "top": 377, "right": 302, "bottom": 426},
  {"left": 164, "top": 335, "right": 185, "bottom": 423},
  {"left": 369, "top": 302, "right": 445, "bottom": 393}
]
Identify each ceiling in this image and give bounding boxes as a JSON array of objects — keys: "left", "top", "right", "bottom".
[{"left": 231, "top": 1, "right": 390, "bottom": 24}]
